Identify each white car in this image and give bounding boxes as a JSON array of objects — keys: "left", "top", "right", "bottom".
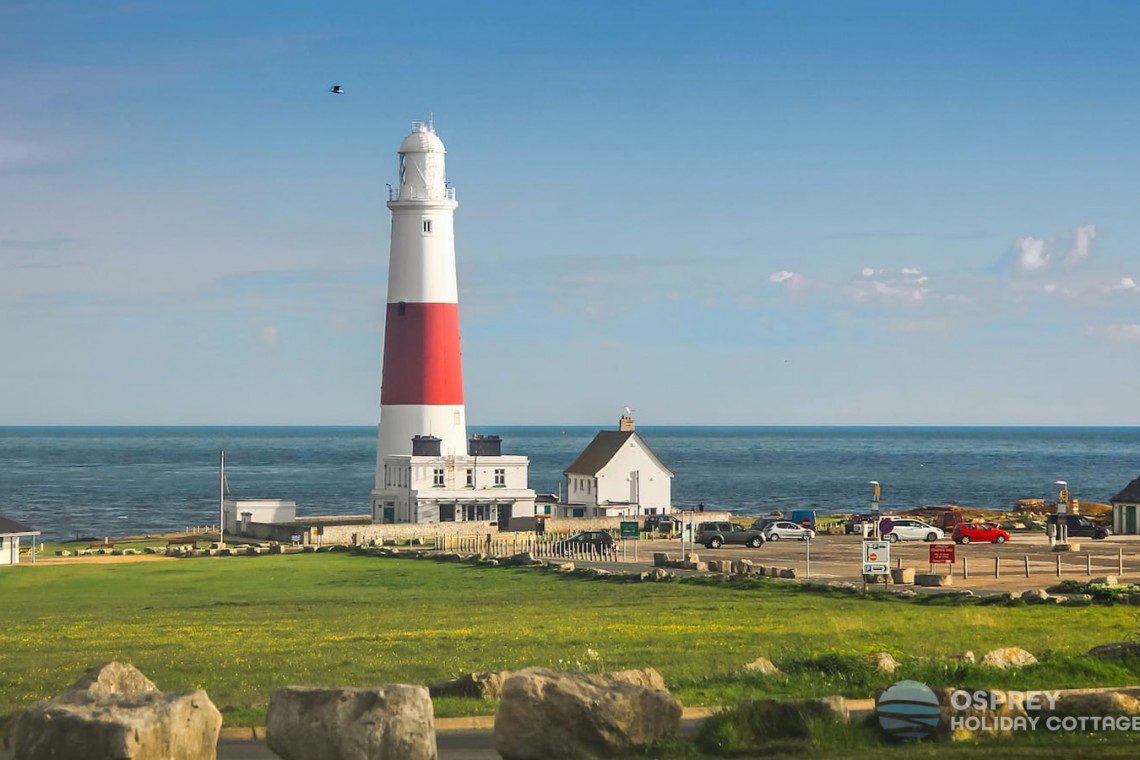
[
  {"left": 763, "top": 521, "right": 815, "bottom": 541},
  {"left": 884, "top": 518, "right": 944, "bottom": 543}
]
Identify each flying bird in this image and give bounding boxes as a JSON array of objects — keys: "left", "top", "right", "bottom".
[{"left": 329, "top": 85, "right": 344, "bottom": 94}]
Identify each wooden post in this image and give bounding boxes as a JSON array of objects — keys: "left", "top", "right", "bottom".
[
  {"left": 995, "top": 556, "right": 1000, "bottom": 578},
  {"left": 1056, "top": 554, "right": 1061, "bottom": 577},
  {"left": 1086, "top": 553, "right": 1092, "bottom": 576},
  {"left": 1024, "top": 555, "right": 1029, "bottom": 578},
  {"left": 1119, "top": 548, "right": 1124, "bottom": 576},
  {"left": 963, "top": 556, "right": 969, "bottom": 580}
]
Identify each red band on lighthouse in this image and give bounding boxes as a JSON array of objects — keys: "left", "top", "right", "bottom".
[{"left": 380, "top": 302, "right": 464, "bottom": 405}]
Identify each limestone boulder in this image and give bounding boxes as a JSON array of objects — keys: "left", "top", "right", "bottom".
[
  {"left": 12, "top": 690, "right": 221, "bottom": 760},
  {"left": 933, "top": 687, "right": 1027, "bottom": 741},
  {"left": 266, "top": 685, "right": 436, "bottom": 760},
  {"left": 955, "top": 651, "right": 976, "bottom": 664},
  {"left": 494, "top": 668, "right": 681, "bottom": 760},
  {"left": 981, "top": 647, "right": 1037, "bottom": 669},
  {"left": 606, "top": 668, "right": 667, "bottom": 692},
  {"left": 651, "top": 552, "right": 670, "bottom": 567},
  {"left": 1051, "top": 690, "right": 1140, "bottom": 718},
  {"left": 639, "top": 567, "right": 673, "bottom": 582},
  {"left": 62, "top": 662, "right": 159, "bottom": 701},
  {"left": 742, "top": 657, "right": 780, "bottom": 676},
  {"left": 1088, "top": 642, "right": 1140, "bottom": 661},
  {"left": 914, "top": 573, "right": 951, "bottom": 587},
  {"left": 429, "top": 672, "right": 507, "bottom": 700},
  {"left": 1022, "top": 588, "right": 1051, "bottom": 603},
  {"left": 867, "top": 652, "right": 898, "bottom": 673}
]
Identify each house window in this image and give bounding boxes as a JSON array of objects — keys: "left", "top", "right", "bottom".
[
  {"left": 494, "top": 468, "right": 505, "bottom": 487},
  {"left": 433, "top": 468, "right": 445, "bottom": 487},
  {"left": 423, "top": 219, "right": 433, "bottom": 234},
  {"left": 465, "top": 469, "right": 474, "bottom": 487}
]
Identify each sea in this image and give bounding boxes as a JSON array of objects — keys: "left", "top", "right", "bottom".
[{"left": 2, "top": 426, "right": 1138, "bottom": 542}]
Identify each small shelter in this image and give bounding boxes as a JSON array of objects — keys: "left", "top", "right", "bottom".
[
  {"left": 0, "top": 516, "right": 40, "bottom": 567},
  {"left": 1110, "top": 476, "right": 1140, "bottom": 535}
]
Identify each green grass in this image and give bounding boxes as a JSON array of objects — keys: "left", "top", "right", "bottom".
[{"left": 1, "top": 554, "right": 1137, "bottom": 733}]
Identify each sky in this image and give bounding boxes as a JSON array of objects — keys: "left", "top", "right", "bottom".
[{"left": 1, "top": 0, "right": 1139, "bottom": 425}]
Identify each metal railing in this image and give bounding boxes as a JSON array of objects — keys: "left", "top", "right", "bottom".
[{"left": 388, "top": 186, "right": 456, "bottom": 202}]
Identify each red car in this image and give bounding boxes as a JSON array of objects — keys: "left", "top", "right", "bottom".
[{"left": 952, "top": 522, "right": 1010, "bottom": 544}]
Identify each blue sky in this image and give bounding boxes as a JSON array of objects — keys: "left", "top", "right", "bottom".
[{"left": 2, "top": 1, "right": 1138, "bottom": 425}]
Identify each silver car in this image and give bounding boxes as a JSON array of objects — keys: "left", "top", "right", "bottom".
[{"left": 762, "top": 521, "right": 815, "bottom": 541}]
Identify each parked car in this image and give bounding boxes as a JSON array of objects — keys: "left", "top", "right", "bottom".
[
  {"left": 553, "top": 530, "right": 615, "bottom": 554},
  {"left": 762, "top": 520, "right": 815, "bottom": 541},
  {"left": 644, "top": 514, "right": 682, "bottom": 534},
  {"left": 883, "top": 518, "right": 944, "bottom": 543},
  {"left": 1047, "top": 514, "right": 1111, "bottom": 540},
  {"left": 696, "top": 521, "right": 765, "bottom": 549},
  {"left": 952, "top": 522, "right": 1010, "bottom": 544},
  {"left": 750, "top": 517, "right": 780, "bottom": 533}
]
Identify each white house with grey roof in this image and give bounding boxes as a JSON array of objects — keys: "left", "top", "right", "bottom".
[{"left": 561, "top": 415, "right": 674, "bottom": 518}]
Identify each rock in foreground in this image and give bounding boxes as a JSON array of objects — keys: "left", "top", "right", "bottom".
[
  {"left": 494, "top": 668, "right": 681, "bottom": 760},
  {"left": 13, "top": 690, "right": 221, "bottom": 760},
  {"left": 61, "top": 661, "right": 159, "bottom": 701},
  {"left": 266, "top": 685, "right": 436, "bottom": 760}
]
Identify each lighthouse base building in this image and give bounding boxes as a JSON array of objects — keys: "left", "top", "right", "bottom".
[{"left": 371, "top": 435, "right": 536, "bottom": 526}]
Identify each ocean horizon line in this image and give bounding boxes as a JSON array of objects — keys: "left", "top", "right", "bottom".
[{"left": 3, "top": 424, "right": 1140, "bottom": 430}]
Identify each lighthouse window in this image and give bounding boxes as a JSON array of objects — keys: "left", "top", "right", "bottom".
[{"left": 422, "top": 219, "right": 433, "bottom": 234}]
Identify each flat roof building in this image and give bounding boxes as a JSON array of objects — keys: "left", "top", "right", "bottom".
[{"left": 0, "top": 516, "right": 40, "bottom": 567}]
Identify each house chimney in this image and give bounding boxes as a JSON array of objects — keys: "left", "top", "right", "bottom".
[{"left": 619, "top": 414, "right": 635, "bottom": 432}]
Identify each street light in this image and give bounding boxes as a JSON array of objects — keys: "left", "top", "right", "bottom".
[
  {"left": 868, "top": 481, "right": 882, "bottom": 539},
  {"left": 1054, "top": 480, "right": 1069, "bottom": 515}
]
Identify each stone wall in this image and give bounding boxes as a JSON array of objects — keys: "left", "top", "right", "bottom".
[{"left": 237, "top": 511, "right": 736, "bottom": 545}]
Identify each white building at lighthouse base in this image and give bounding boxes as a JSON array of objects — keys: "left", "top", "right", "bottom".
[{"left": 371, "top": 436, "right": 537, "bottom": 526}]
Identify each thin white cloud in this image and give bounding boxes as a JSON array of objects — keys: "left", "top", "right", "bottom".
[
  {"left": 768, "top": 271, "right": 803, "bottom": 285},
  {"left": 850, "top": 267, "right": 930, "bottom": 304},
  {"left": 1109, "top": 277, "right": 1136, "bottom": 292},
  {"left": 1090, "top": 323, "right": 1140, "bottom": 342},
  {"left": 1065, "top": 224, "right": 1097, "bottom": 267},
  {"left": 1014, "top": 236, "right": 1051, "bottom": 273}
]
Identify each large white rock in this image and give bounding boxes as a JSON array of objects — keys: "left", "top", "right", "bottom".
[
  {"left": 12, "top": 690, "right": 222, "bottom": 760},
  {"left": 61, "top": 662, "right": 159, "bottom": 700},
  {"left": 980, "top": 647, "right": 1038, "bottom": 669},
  {"left": 266, "top": 685, "right": 437, "bottom": 760},
  {"left": 494, "top": 668, "right": 682, "bottom": 760}
]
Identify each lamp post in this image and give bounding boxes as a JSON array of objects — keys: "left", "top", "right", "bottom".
[
  {"left": 869, "top": 480, "right": 882, "bottom": 539},
  {"left": 1053, "top": 479, "right": 1070, "bottom": 546}
]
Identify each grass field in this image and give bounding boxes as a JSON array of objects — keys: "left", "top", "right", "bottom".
[{"left": 1, "top": 553, "right": 1138, "bottom": 733}]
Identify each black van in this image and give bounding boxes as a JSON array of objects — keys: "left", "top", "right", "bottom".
[{"left": 1048, "top": 513, "right": 1111, "bottom": 540}]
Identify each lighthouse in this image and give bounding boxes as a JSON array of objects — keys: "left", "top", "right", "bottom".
[
  {"left": 375, "top": 119, "right": 466, "bottom": 465},
  {"left": 371, "top": 121, "right": 536, "bottom": 525}
]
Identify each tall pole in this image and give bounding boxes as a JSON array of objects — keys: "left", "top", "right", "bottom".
[{"left": 219, "top": 450, "right": 225, "bottom": 547}]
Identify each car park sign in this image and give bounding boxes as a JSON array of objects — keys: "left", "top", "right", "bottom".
[
  {"left": 862, "top": 540, "right": 890, "bottom": 575},
  {"left": 619, "top": 521, "right": 639, "bottom": 539},
  {"left": 929, "top": 543, "right": 956, "bottom": 564}
]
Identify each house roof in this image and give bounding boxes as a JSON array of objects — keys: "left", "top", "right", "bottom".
[
  {"left": 563, "top": 430, "right": 674, "bottom": 477},
  {"left": 1110, "top": 476, "right": 1140, "bottom": 505},
  {"left": 0, "top": 516, "right": 39, "bottom": 536}
]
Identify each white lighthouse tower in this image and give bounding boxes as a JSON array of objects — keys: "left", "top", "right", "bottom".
[
  {"left": 371, "top": 120, "right": 536, "bottom": 525},
  {"left": 375, "top": 119, "right": 466, "bottom": 464}
]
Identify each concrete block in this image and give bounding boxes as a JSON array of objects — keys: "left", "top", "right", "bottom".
[
  {"left": 890, "top": 567, "right": 916, "bottom": 584},
  {"left": 914, "top": 573, "right": 952, "bottom": 587},
  {"left": 652, "top": 552, "right": 670, "bottom": 567}
]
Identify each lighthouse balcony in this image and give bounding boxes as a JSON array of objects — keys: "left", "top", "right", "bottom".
[{"left": 389, "top": 186, "right": 456, "bottom": 202}]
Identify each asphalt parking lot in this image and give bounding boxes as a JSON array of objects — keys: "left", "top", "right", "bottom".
[{"left": 599, "top": 531, "right": 1140, "bottom": 594}]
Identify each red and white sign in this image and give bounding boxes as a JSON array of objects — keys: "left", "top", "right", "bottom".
[{"left": 929, "top": 543, "right": 956, "bottom": 564}]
